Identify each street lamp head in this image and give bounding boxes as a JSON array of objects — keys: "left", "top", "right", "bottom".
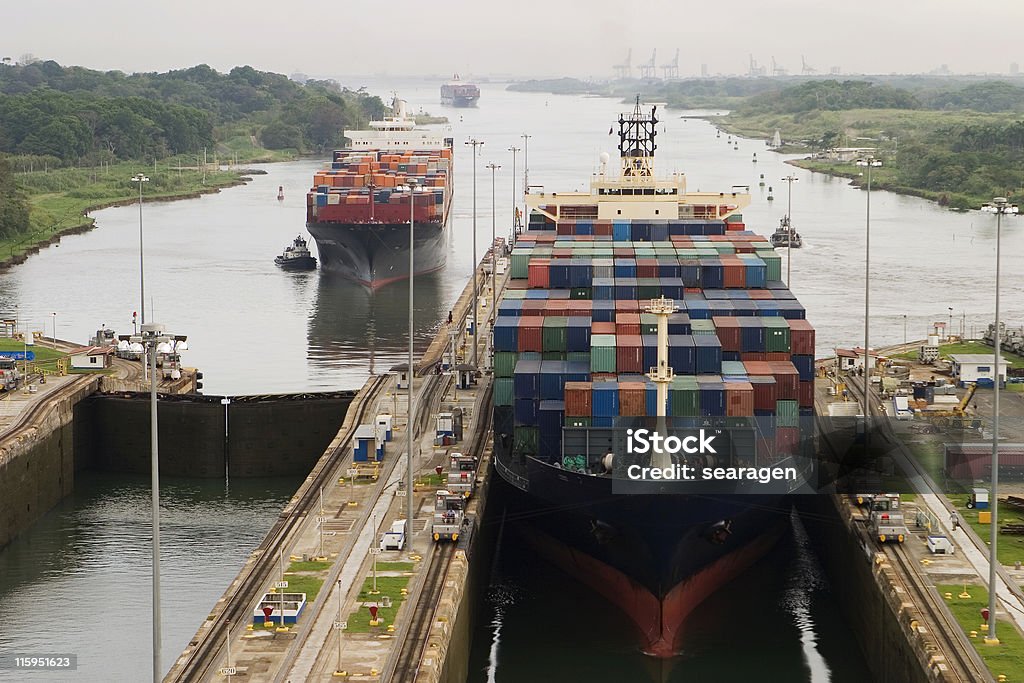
[
  {"left": 132, "top": 173, "right": 150, "bottom": 183},
  {"left": 408, "top": 177, "right": 418, "bottom": 188},
  {"left": 855, "top": 158, "right": 882, "bottom": 168}
]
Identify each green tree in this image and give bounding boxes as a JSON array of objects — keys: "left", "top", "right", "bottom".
[{"left": 0, "top": 155, "right": 30, "bottom": 239}]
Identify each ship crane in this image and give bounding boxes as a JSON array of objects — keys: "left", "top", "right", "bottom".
[
  {"left": 771, "top": 57, "right": 788, "bottom": 77},
  {"left": 801, "top": 55, "right": 816, "bottom": 75},
  {"left": 639, "top": 49, "right": 657, "bottom": 80},
  {"left": 613, "top": 48, "right": 633, "bottom": 79},
  {"left": 748, "top": 55, "right": 766, "bottom": 78},
  {"left": 646, "top": 296, "right": 676, "bottom": 469},
  {"left": 661, "top": 49, "right": 680, "bottom": 80}
]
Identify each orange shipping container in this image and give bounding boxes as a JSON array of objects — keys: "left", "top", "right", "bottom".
[
  {"left": 725, "top": 381, "right": 754, "bottom": 417},
  {"left": 618, "top": 381, "right": 646, "bottom": 416}
]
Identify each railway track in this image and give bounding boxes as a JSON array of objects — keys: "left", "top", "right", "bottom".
[
  {"left": 170, "top": 374, "right": 389, "bottom": 681},
  {"left": 382, "top": 379, "right": 493, "bottom": 683},
  {"left": 884, "top": 542, "right": 991, "bottom": 682}
]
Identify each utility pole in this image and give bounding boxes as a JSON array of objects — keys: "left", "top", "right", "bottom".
[{"left": 465, "top": 139, "right": 484, "bottom": 369}]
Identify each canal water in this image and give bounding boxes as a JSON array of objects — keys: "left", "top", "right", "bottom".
[{"left": 0, "top": 78, "right": 1020, "bottom": 680}]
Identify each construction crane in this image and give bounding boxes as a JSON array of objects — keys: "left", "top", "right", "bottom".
[
  {"left": 613, "top": 48, "right": 632, "bottom": 79},
  {"left": 748, "top": 54, "right": 766, "bottom": 78},
  {"left": 801, "top": 55, "right": 816, "bottom": 75},
  {"left": 771, "top": 56, "right": 788, "bottom": 77},
  {"left": 660, "top": 48, "right": 680, "bottom": 80},
  {"left": 921, "top": 383, "right": 980, "bottom": 429},
  {"left": 639, "top": 49, "right": 657, "bottom": 80}
]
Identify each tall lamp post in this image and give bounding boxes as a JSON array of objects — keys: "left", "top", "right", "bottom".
[
  {"left": 465, "top": 139, "right": 483, "bottom": 368},
  {"left": 903, "top": 314, "right": 908, "bottom": 349},
  {"left": 133, "top": 173, "right": 150, "bottom": 380},
  {"left": 508, "top": 146, "right": 520, "bottom": 235},
  {"left": 406, "top": 178, "right": 418, "bottom": 552},
  {"left": 486, "top": 162, "right": 501, "bottom": 370},
  {"left": 782, "top": 174, "right": 798, "bottom": 287},
  {"left": 51, "top": 312, "right": 56, "bottom": 348},
  {"left": 948, "top": 307, "right": 954, "bottom": 341},
  {"left": 984, "top": 196, "right": 1017, "bottom": 644},
  {"left": 521, "top": 134, "right": 531, "bottom": 197},
  {"left": 141, "top": 321, "right": 169, "bottom": 682},
  {"left": 856, "top": 157, "right": 881, "bottom": 421}
]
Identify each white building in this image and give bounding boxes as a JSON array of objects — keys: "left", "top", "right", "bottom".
[
  {"left": 69, "top": 346, "right": 112, "bottom": 370},
  {"left": 949, "top": 354, "right": 1009, "bottom": 385},
  {"left": 836, "top": 347, "right": 878, "bottom": 372}
]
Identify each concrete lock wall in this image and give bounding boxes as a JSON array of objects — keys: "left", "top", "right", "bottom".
[
  {"left": 0, "top": 378, "right": 99, "bottom": 549},
  {"left": 80, "top": 393, "right": 355, "bottom": 478},
  {"left": 798, "top": 496, "right": 930, "bottom": 683}
]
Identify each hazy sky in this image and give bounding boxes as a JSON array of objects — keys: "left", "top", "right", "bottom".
[{"left": 5, "top": 1, "right": 1024, "bottom": 81}]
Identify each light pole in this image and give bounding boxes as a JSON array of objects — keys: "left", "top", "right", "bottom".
[
  {"left": 141, "top": 321, "right": 167, "bottom": 682},
  {"left": 406, "top": 178, "right": 418, "bottom": 552},
  {"left": 51, "top": 312, "right": 56, "bottom": 348},
  {"left": 948, "top": 307, "right": 953, "bottom": 342},
  {"left": 486, "top": 163, "right": 501, "bottom": 350},
  {"left": 782, "top": 174, "right": 798, "bottom": 287},
  {"left": 508, "top": 146, "right": 520, "bottom": 234},
  {"left": 903, "top": 314, "right": 907, "bottom": 349},
  {"left": 465, "top": 139, "right": 483, "bottom": 369},
  {"left": 856, "top": 157, "right": 881, "bottom": 421},
  {"left": 133, "top": 173, "right": 150, "bottom": 381},
  {"left": 984, "top": 196, "right": 1017, "bottom": 644},
  {"left": 521, "top": 134, "right": 531, "bottom": 197}
]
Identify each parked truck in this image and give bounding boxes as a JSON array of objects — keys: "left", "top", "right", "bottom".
[
  {"left": 379, "top": 519, "right": 406, "bottom": 551},
  {"left": 869, "top": 493, "right": 909, "bottom": 543},
  {"left": 445, "top": 452, "right": 478, "bottom": 498}
]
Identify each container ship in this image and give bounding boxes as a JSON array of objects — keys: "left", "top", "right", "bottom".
[
  {"left": 491, "top": 100, "right": 817, "bottom": 657},
  {"left": 306, "top": 97, "right": 454, "bottom": 288},
  {"left": 440, "top": 76, "right": 480, "bottom": 107}
]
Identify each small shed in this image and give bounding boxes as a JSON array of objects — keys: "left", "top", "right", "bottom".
[
  {"left": 836, "top": 347, "right": 878, "bottom": 372},
  {"left": 70, "top": 345, "right": 112, "bottom": 370},
  {"left": 949, "top": 354, "right": 1009, "bottom": 385}
]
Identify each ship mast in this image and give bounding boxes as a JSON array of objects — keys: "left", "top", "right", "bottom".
[
  {"left": 618, "top": 96, "right": 657, "bottom": 182},
  {"left": 646, "top": 295, "right": 675, "bottom": 468}
]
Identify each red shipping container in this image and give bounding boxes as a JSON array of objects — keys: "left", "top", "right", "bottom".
[
  {"left": 725, "top": 381, "right": 754, "bottom": 417},
  {"left": 768, "top": 361, "right": 799, "bottom": 400},
  {"left": 764, "top": 352, "right": 791, "bottom": 361},
  {"left": 636, "top": 259, "right": 658, "bottom": 278},
  {"left": 749, "top": 376, "right": 777, "bottom": 411},
  {"left": 789, "top": 319, "right": 816, "bottom": 356},
  {"left": 551, "top": 248, "right": 572, "bottom": 258},
  {"left": 564, "top": 381, "right": 593, "bottom": 416},
  {"left": 615, "top": 312, "right": 641, "bottom": 336},
  {"left": 776, "top": 427, "right": 800, "bottom": 456},
  {"left": 722, "top": 261, "right": 746, "bottom": 288},
  {"left": 594, "top": 222, "right": 613, "bottom": 236},
  {"left": 726, "top": 222, "right": 746, "bottom": 231},
  {"left": 547, "top": 300, "right": 569, "bottom": 315},
  {"left": 556, "top": 222, "right": 575, "bottom": 236},
  {"left": 741, "top": 352, "right": 768, "bottom": 362},
  {"left": 616, "top": 335, "right": 644, "bottom": 373},
  {"left": 614, "top": 248, "right": 634, "bottom": 257},
  {"left": 517, "top": 318, "right": 543, "bottom": 352},
  {"left": 618, "top": 381, "right": 646, "bottom": 416},
  {"left": 743, "top": 360, "right": 773, "bottom": 376},
  {"left": 711, "top": 316, "right": 741, "bottom": 353},
  {"left": 798, "top": 380, "right": 814, "bottom": 408},
  {"left": 592, "top": 322, "right": 616, "bottom": 335},
  {"left": 615, "top": 300, "right": 640, "bottom": 313},
  {"left": 522, "top": 300, "right": 546, "bottom": 315},
  {"left": 528, "top": 259, "right": 550, "bottom": 288}
]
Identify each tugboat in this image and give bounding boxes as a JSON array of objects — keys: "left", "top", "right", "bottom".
[
  {"left": 275, "top": 235, "right": 317, "bottom": 270},
  {"left": 770, "top": 214, "right": 802, "bottom": 248},
  {"left": 277, "top": 185, "right": 285, "bottom": 202}
]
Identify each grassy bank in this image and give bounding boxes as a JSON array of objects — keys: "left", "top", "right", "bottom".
[
  {"left": 9, "top": 160, "right": 253, "bottom": 265},
  {"left": 938, "top": 584, "right": 1024, "bottom": 681},
  {"left": 892, "top": 340, "right": 1022, "bottom": 367}
]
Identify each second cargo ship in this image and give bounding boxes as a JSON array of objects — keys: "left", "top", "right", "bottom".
[
  {"left": 492, "top": 99, "right": 818, "bottom": 658},
  {"left": 306, "top": 97, "right": 454, "bottom": 288}
]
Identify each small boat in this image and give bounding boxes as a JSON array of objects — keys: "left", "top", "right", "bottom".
[
  {"left": 770, "top": 215, "right": 802, "bottom": 248},
  {"left": 277, "top": 186, "right": 285, "bottom": 202},
  {"left": 275, "top": 235, "right": 317, "bottom": 270}
]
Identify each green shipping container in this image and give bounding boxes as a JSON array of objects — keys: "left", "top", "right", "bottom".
[
  {"left": 669, "top": 376, "right": 699, "bottom": 416},
  {"left": 776, "top": 399, "right": 799, "bottom": 427},
  {"left": 590, "top": 334, "right": 617, "bottom": 373},
  {"left": 763, "top": 317, "right": 791, "bottom": 353},
  {"left": 757, "top": 251, "right": 782, "bottom": 281},
  {"left": 721, "top": 360, "right": 747, "bottom": 376},
  {"left": 565, "top": 416, "right": 592, "bottom": 428},
  {"left": 494, "top": 378, "right": 514, "bottom": 406},
  {"left": 567, "top": 352, "right": 591, "bottom": 364},
  {"left": 494, "top": 351, "right": 518, "bottom": 378},
  {"left": 640, "top": 313, "right": 659, "bottom": 335},
  {"left": 637, "top": 278, "right": 661, "bottom": 300},
  {"left": 542, "top": 352, "right": 566, "bottom": 360},
  {"left": 692, "top": 320, "right": 717, "bottom": 335},
  {"left": 513, "top": 426, "right": 539, "bottom": 455},
  {"left": 571, "top": 287, "right": 592, "bottom": 300},
  {"left": 511, "top": 251, "right": 531, "bottom": 278},
  {"left": 543, "top": 316, "right": 568, "bottom": 353}
]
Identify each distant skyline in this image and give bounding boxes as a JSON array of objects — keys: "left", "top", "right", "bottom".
[{"left": 5, "top": 1, "right": 1024, "bottom": 83}]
